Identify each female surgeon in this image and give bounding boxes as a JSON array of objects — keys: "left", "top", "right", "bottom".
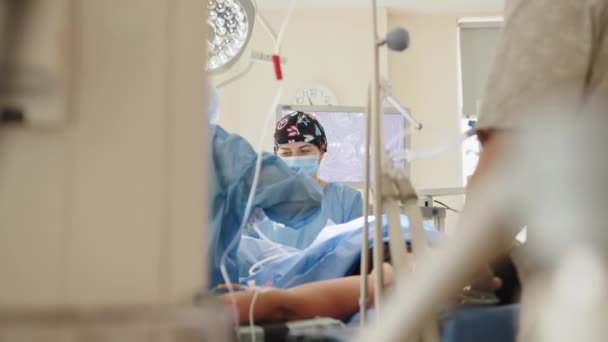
[
  {"left": 248, "top": 111, "right": 363, "bottom": 249},
  {"left": 208, "top": 87, "right": 323, "bottom": 289}
]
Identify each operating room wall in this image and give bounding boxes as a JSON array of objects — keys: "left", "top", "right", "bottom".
[
  {"left": 0, "top": 0, "right": 207, "bottom": 307},
  {"left": 215, "top": 8, "right": 389, "bottom": 149},
  {"left": 388, "top": 11, "right": 500, "bottom": 232},
  {"left": 215, "top": 9, "right": 501, "bottom": 233}
]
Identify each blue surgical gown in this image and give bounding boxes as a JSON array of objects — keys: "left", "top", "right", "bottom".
[
  {"left": 241, "top": 214, "right": 443, "bottom": 288},
  {"left": 209, "top": 125, "right": 322, "bottom": 289},
  {"left": 246, "top": 182, "right": 363, "bottom": 249}
]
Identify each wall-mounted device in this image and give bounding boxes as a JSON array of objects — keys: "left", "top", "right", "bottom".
[
  {"left": 276, "top": 104, "right": 411, "bottom": 188},
  {"left": 0, "top": 0, "right": 74, "bottom": 127}
]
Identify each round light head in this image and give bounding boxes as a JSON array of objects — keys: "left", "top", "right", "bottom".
[{"left": 207, "top": 0, "right": 255, "bottom": 74}]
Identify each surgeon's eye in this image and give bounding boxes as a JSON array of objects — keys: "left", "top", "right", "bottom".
[{"left": 279, "top": 151, "right": 291, "bottom": 157}]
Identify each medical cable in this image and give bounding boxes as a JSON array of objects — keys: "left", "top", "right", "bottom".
[
  {"left": 219, "top": 0, "right": 296, "bottom": 291},
  {"left": 222, "top": 0, "right": 276, "bottom": 92},
  {"left": 218, "top": 0, "right": 293, "bottom": 89},
  {"left": 386, "top": 130, "right": 411, "bottom": 162},
  {"left": 247, "top": 281, "right": 274, "bottom": 342},
  {"left": 251, "top": 0, "right": 278, "bottom": 42},
  {"left": 394, "top": 128, "right": 476, "bottom": 163},
  {"left": 249, "top": 289, "right": 260, "bottom": 342},
  {"left": 247, "top": 224, "right": 291, "bottom": 276},
  {"left": 219, "top": 86, "right": 284, "bottom": 317},
  {"left": 219, "top": 0, "right": 297, "bottom": 287},
  {"left": 433, "top": 200, "right": 460, "bottom": 214},
  {"left": 252, "top": 223, "right": 289, "bottom": 254},
  {"left": 257, "top": 14, "right": 277, "bottom": 42},
  {"left": 218, "top": 0, "right": 296, "bottom": 322},
  {"left": 249, "top": 253, "right": 288, "bottom": 276},
  {"left": 217, "top": 52, "right": 288, "bottom": 89},
  {"left": 247, "top": 279, "right": 265, "bottom": 342},
  {"left": 274, "top": 0, "right": 297, "bottom": 54}
]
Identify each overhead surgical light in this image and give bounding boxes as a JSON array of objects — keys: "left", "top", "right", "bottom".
[{"left": 207, "top": 0, "right": 255, "bottom": 74}]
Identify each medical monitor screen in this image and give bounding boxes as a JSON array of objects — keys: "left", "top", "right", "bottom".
[{"left": 277, "top": 105, "right": 408, "bottom": 185}]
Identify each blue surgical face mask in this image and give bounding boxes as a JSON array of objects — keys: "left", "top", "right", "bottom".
[{"left": 281, "top": 155, "right": 319, "bottom": 177}]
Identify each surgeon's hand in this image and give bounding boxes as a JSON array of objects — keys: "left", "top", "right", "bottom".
[
  {"left": 457, "top": 265, "right": 503, "bottom": 305},
  {"left": 469, "top": 264, "right": 502, "bottom": 292},
  {"left": 369, "top": 262, "right": 395, "bottom": 288},
  {"left": 245, "top": 208, "right": 267, "bottom": 228}
]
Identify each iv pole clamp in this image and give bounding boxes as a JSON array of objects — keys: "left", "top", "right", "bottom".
[
  {"left": 381, "top": 161, "right": 440, "bottom": 342},
  {"left": 381, "top": 164, "right": 416, "bottom": 284}
]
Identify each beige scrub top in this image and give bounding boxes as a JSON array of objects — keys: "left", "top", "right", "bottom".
[{"left": 477, "top": 0, "right": 608, "bottom": 132}]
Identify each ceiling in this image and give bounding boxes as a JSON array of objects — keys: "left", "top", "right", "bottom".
[{"left": 256, "top": 0, "right": 504, "bottom": 12}]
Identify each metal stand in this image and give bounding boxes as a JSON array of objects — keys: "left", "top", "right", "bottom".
[
  {"left": 368, "top": 0, "right": 385, "bottom": 318},
  {"left": 382, "top": 167, "right": 440, "bottom": 342},
  {"left": 365, "top": 3, "right": 438, "bottom": 340}
]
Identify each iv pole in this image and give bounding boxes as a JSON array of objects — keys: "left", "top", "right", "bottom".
[
  {"left": 368, "top": 0, "right": 386, "bottom": 318},
  {"left": 363, "top": 2, "right": 438, "bottom": 340}
]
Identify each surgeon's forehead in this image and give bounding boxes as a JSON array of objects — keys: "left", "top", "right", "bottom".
[{"left": 278, "top": 142, "right": 315, "bottom": 150}]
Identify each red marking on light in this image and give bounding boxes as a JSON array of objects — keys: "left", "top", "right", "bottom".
[{"left": 272, "top": 55, "right": 283, "bottom": 80}]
